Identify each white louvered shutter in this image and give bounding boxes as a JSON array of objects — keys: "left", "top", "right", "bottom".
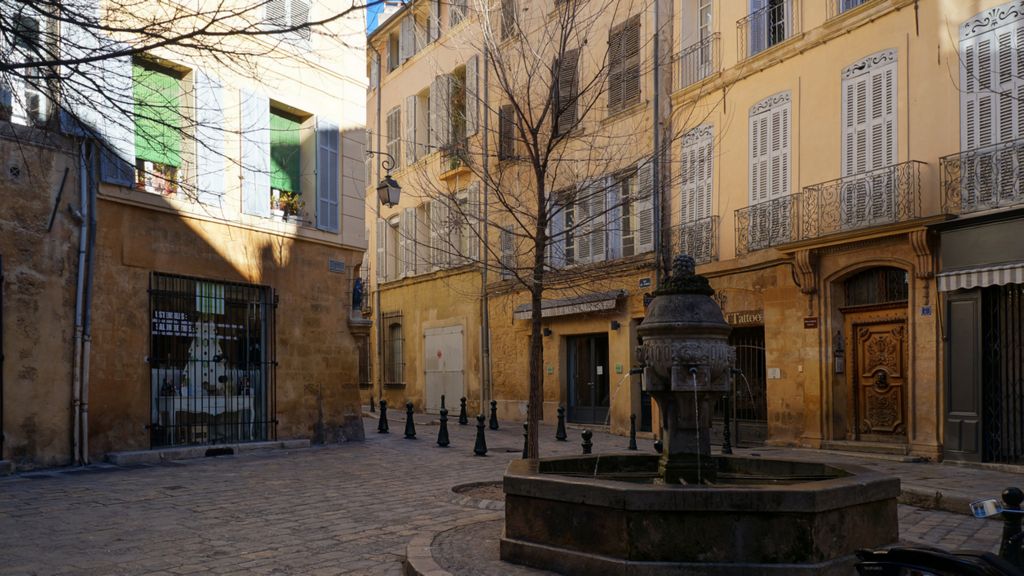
[
  {"left": 240, "top": 90, "right": 271, "bottom": 217},
  {"left": 400, "top": 16, "right": 413, "bottom": 63},
  {"left": 466, "top": 55, "right": 479, "bottom": 136},
  {"left": 573, "top": 189, "right": 591, "bottom": 264},
  {"left": 468, "top": 182, "right": 481, "bottom": 261},
  {"left": 291, "top": 0, "right": 311, "bottom": 39},
  {"left": 606, "top": 177, "right": 622, "bottom": 260},
  {"left": 697, "top": 132, "right": 713, "bottom": 221},
  {"left": 589, "top": 181, "right": 607, "bottom": 263},
  {"left": 376, "top": 218, "right": 387, "bottom": 281},
  {"left": 548, "top": 202, "right": 565, "bottom": 269},
  {"left": 442, "top": 75, "right": 454, "bottom": 146},
  {"left": 370, "top": 52, "right": 379, "bottom": 89},
  {"left": 636, "top": 159, "right": 654, "bottom": 254},
  {"left": 405, "top": 95, "right": 417, "bottom": 164},
  {"left": 401, "top": 208, "right": 415, "bottom": 276},
  {"left": 195, "top": 70, "right": 225, "bottom": 206},
  {"left": 429, "top": 0, "right": 440, "bottom": 43},
  {"left": 316, "top": 117, "right": 340, "bottom": 232},
  {"left": 431, "top": 199, "right": 449, "bottom": 268},
  {"left": 842, "top": 52, "right": 897, "bottom": 225},
  {"left": 681, "top": 136, "right": 695, "bottom": 223},
  {"left": 429, "top": 76, "right": 440, "bottom": 149}
]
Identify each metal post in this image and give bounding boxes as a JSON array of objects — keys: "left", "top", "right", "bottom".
[
  {"left": 474, "top": 414, "right": 488, "bottom": 456},
  {"left": 722, "top": 394, "right": 733, "bottom": 455},
  {"left": 437, "top": 408, "right": 450, "bottom": 447},
  {"left": 377, "top": 399, "right": 389, "bottom": 433},
  {"left": 404, "top": 401, "right": 416, "bottom": 439},
  {"left": 556, "top": 405, "right": 567, "bottom": 441},
  {"left": 489, "top": 400, "right": 499, "bottom": 430},
  {"left": 628, "top": 414, "right": 638, "bottom": 450},
  {"left": 581, "top": 429, "right": 593, "bottom": 454},
  {"left": 1001, "top": 487, "right": 1024, "bottom": 565}
]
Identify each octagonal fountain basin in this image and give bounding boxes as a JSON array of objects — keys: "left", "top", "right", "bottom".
[{"left": 501, "top": 454, "right": 900, "bottom": 576}]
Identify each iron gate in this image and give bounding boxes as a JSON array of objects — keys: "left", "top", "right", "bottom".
[
  {"left": 149, "top": 273, "right": 276, "bottom": 447},
  {"left": 712, "top": 326, "right": 768, "bottom": 446},
  {"left": 982, "top": 284, "right": 1024, "bottom": 463}
]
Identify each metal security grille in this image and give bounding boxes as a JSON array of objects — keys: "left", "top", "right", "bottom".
[
  {"left": 149, "top": 273, "right": 276, "bottom": 447},
  {"left": 713, "top": 327, "right": 768, "bottom": 446},
  {"left": 983, "top": 284, "right": 1024, "bottom": 463}
]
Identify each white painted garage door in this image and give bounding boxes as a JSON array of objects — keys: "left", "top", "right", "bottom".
[{"left": 423, "top": 325, "right": 464, "bottom": 413}]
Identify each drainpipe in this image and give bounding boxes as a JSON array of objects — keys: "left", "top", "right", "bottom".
[
  {"left": 480, "top": 45, "right": 492, "bottom": 415},
  {"left": 70, "top": 141, "right": 88, "bottom": 465},
  {"left": 373, "top": 45, "right": 385, "bottom": 410},
  {"left": 652, "top": 0, "right": 664, "bottom": 287},
  {"left": 80, "top": 144, "right": 97, "bottom": 464}
]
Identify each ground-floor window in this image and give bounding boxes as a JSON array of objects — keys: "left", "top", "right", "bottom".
[{"left": 149, "top": 273, "right": 276, "bottom": 447}]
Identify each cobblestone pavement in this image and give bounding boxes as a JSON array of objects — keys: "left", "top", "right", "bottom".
[{"left": 0, "top": 415, "right": 1013, "bottom": 575}]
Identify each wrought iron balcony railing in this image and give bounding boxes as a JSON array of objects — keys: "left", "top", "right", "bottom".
[
  {"left": 737, "top": 0, "right": 800, "bottom": 60},
  {"left": 941, "top": 139, "right": 1024, "bottom": 216},
  {"left": 826, "top": 0, "right": 869, "bottom": 19},
  {"left": 800, "top": 160, "right": 924, "bottom": 239},
  {"left": 440, "top": 140, "right": 468, "bottom": 173},
  {"left": 675, "top": 216, "right": 719, "bottom": 265},
  {"left": 676, "top": 33, "right": 720, "bottom": 92},
  {"left": 735, "top": 194, "right": 800, "bottom": 256}
]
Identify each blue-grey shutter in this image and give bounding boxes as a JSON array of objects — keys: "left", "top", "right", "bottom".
[
  {"left": 749, "top": 0, "right": 767, "bottom": 56},
  {"left": 316, "top": 117, "right": 340, "bottom": 232},
  {"left": 547, "top": 200, "right": 565, "bottom": 269},
  {"left": 97, "top": 49, "right": 135, "bottom": 187},
  {"left": 468, "top": 182, "right": 481, "bottom": 261},
  {"left": 376, "top": 218, "right": 387, "bottom": 281},
  {"left": 240, "top": 90, "right": 270, "bottom": 217},
  {"left": 635, "top": 158, "right": 654, "bottom": 254},
  {"left": 195, "top": 69, "right": 225, "bottom": 205}
]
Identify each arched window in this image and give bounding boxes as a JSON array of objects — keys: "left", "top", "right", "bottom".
[{"left": 844, "top": 267, "right": 908, "bottom": 307}]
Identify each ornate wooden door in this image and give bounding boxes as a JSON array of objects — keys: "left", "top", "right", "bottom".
[{"left": 847, "top": 312, "right": 908, "bottom": 441}]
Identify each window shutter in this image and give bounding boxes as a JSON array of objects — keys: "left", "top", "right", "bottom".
[
  {"left": 370, "top": 52, "right": 379, "bottom": 90},
  {"left": 430, "top": 198, "right": 447, "bottom": 268},
  {"left": 400, "top": 16, "right": 413, "bottom": 63},
  {"left": 749, "top": 0, "right": 768, "bottom": 56},
  {"left": 450, "top": 0, "right": 466, "bottom": 26},
  {"left": 401, "top": 208, "right": 415, "bottom": 276},
  {"left": 441, "top": 74, "right": 454, "bottom": 146},
  {"left": 291, "top": 0, "right": 311, "bottom": 39},
  {"left": 587, "top": 181, "right": 607, "bottom": 263},
  {"left": 98, "top": 50, "right": 136, "bottom": 187},
  {"left": 556, "top": 49, "right": 579, "bottom": 135},
  {"left": 606, "top": 177, "right": 622, "bottom": 260},
  {"left": 195, "top": 69, "right": 225, "bottom": 206},
  {"left": 316, "top": 117, "right": 340, "bottom": 232},
  {"left": 548, "top": 200, "right": 565, "bottom": 268},
  {"left": 607, "top": 25, "right": 623, "bottom": 113},
  {"left": 622, "top": 16, "right": 641, "bottom": 107},
  {"left": 266, "top": 0, "right": 286, "bottom": 26},
  {"left": 429, "top": 0, "right": 440, "bottom": 43},
  {"left": 500, "top": 229, "right": 514, "bottom": 279},
  {"left": 635, "top": 159, "right": 654, "bottom": 254},
  {"left": 416, "top": 204, "right": 430, "bottom": 271},
  {"left": 698, "top": 133, "right": 713, "bottom": 221},
  {"left": 749, "top": 114, "right": 769, "bottom": 205},
  {"left": 376, "top": 218, "right": 387, "bottom": 281},
  {"left": 240, "top": 90, "right": 271, "bottom": 217},
  {"left": 501, "top": 0, "right": 516, "bottom": 39},
  {"left": 405, "top": 94, "right": 417, "bottom": 164},
  {"left": 841, "top": 51, "right": 897, "bottom": 221},
  {"left": 468, "top": 182, "right": 481, "bottom": 261},
  {"left": 466, "top": 55, "right": 479, "bottom": 136},
  {"left": 499, "top": 104, "right": 514, "bottom": 159},
  {"left": 429, "top": 76, "right": 440, "bottom": 149}
]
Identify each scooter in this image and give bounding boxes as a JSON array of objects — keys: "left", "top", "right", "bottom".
[{"left": 855, "top": 488, "right": 1024, "bottom": 576}]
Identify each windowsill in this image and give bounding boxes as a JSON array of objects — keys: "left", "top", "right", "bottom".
[
  {"left": 440, "top": 163, "right": 472, "bottom": 181},
  {"left": 602, "top": 100, "right": 647, "bottom": 126},
  {"left": 675, "top": 70, "right": 722, "bottom": 99},
  {"left": 739, "top": 33, "right": 804, "bottom": 68},
  {"left": 383, "top": 382, "right": 407, "bottom": 389}
]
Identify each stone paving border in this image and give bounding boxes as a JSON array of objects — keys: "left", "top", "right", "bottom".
[
  {"left": 403, "top": 513, "right": 503, "bottom": 576},
  {"left": 105, "top": 438, "right": 310, "bottom": 465},
  {"left": 447, "top": 481, "right": 506, "bottom": 511}
]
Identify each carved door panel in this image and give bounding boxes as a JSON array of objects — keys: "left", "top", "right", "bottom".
[{"left": 849, "top": 314, "right": 908, "bottom": 440}]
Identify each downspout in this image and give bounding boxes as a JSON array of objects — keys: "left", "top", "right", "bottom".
[
  {"left": 651, "top": 0, "right": 663, "bottom": 287},
  {"left": 71, "top": 140, "right": 88, "bottom": 465},
  {"left": 373, "top": 45, "right": 385, "bottom": 409},
  {"left": 480, "top": 45, "right": 492, "bottom": 414},
  {"left": 80, "top": 143, "right": 97, "bottom": 464}
]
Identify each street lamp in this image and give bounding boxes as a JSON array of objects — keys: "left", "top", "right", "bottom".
[{"left": 367, "top": 150, "right": 401, "bottom": 207}]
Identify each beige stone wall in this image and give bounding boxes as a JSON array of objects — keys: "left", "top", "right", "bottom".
[
  {"left": 87, "top": 197, "right": 365, "bottom": 457},
  {"left": 0, "top": 129, "right": 80, "bottom": 467}
]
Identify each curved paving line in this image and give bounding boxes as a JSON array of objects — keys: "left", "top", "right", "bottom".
[
  {"left": 446, "top": 481, "right": 505, "bottom": 511},
  {"left": 403, "top": 513, "right": 503, "bottom": 576}
]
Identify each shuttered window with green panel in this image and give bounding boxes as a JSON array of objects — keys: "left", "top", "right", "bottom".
[
  {"left": 133, "top": 63, "right": 182, "bottom": 167},
  {"left": 270, "top": 111, "right": 301, "bottom": 194}
]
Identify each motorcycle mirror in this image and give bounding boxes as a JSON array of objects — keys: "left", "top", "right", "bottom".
[{"left": 970, "top": 498, "right": 1003, "bottom": 518}]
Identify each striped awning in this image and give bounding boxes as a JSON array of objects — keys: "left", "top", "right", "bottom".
[
  {"left": 937, "top": 263, "right": 1024, "bottom": 292},
  {"left": 512, "top": 290, "right": 626, "bottom": 321}
]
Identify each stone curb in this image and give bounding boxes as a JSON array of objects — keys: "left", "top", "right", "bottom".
[
  {"left": 900, "top": 485, "right": 977, "bottom": 517},
  {"left": 105, "top": 439, "right": 310, "bottom": 465},
  {"left": 403, "top": 512, "right": 503, "bottom": 576},
  {"left": 447, "top": 481, "right": 505, "bottom": 511}
]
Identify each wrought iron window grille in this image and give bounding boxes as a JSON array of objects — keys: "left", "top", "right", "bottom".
[
  {"left": 677, "top": 33, "right": 720, "bottom": 91},
  {"left": 737, "top": 0, "right": 800, "bottom": 61},
  {"left": 675, "top": 216, "right": 719, "bottom": 265}
]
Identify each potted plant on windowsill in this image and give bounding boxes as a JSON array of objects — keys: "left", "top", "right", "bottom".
[{"left": 280, "top": 191, "right": 304, "bottom": 222}]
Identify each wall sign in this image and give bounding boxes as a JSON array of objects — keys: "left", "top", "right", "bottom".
[
  {"left": 639, "top": 278, "right": 652, "bottom": 288},
  {"left": 328, "top": 259, "right": 346, "bottom": 274},
  {"left": 803, "top": 317, "right": 819, "bottom": 329},
  {"left": 726, "top": 310, "right": 764, "bottom": 326}
]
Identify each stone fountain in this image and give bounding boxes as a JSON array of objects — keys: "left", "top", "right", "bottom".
[{"left": 500, "top": 255, "right": 900, "bottom": 575}]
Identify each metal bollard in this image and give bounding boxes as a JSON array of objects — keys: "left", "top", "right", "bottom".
[
  {"left": 654, "top": 439, "right": 663, "bottom": 454},
  {"left": 404, "top": 402, "right": 416, "bottom": 439},
  {"left": 474, "top": 414, "right": 488, "bottom": 456},
  {"left": 458, "top": 397, "right": 469, "bottom": 425},
  {"left": 377, "top": 399, "right": 389, "bottom": 434},
  {"left": 581, "top": 429, "right": 593, "bottom": 455},
  {"left": 722, "top": 394, "right": 733, "bottom": 455},
  {"left": 556, "top": 405, "right": 568, "bottom": 441},
  {"left": 441, "top": 394, "right": 446, "bottom": 410},
  {"left": 489, "top": 400, "right": 499, "bottom": 430},
  {"left": 628, "top": 414, "right": 638, "bottom": 451},
  {"left": 522, "top": 422, "right": 529, "bottom": 459},
  {"left": 437, "top": 407, "right": 450, "bottom": 447},
  {"left": 1000, "top": 487, "right": 1024, "bottom": 566}
]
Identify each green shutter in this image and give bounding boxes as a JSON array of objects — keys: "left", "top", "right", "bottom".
[
  {"left": 133, "top": 63, "right": 181, "bottom": 167},
  {"left": 270, "top": 111, "right": 301, "bottom": 193}
]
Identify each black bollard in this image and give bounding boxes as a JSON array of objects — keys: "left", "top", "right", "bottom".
[
  {"left": 654, "top": 439, "right": 663, "bottom": 454},
  {"left": 404, "top": 401, "right": 416, "bottom": 439},
  {"left": 556, "top": 405, "right": 568, "bottom": 441},
  {"left": 522, "top": 422, "right": 529, "bottom": 459},
  {"left": 437, "top": 408, "right": 450, "bottom": 447},
  {"left": 581, "top": 430, "right": 593, "bottom": 454},
  {"left": 628, "top": 414, "right": 638, "bottom": 450},
  {"left": 474, "top": 414, "right": 488, "bottom": 456},
  {"left": 377, "top": 400, "right": 389, "bottom": 433},
  {"left": 721, "top": 394, "right": 733, "bottom": 455},
  {"left": 441, "top": 394, "right": 446, "bottom": 410},
  {"left": 458, "top": 397, "right": 469, "bottom": 425},
  {"left": 489, "top": 400, "right": 499, "bottom": 430},
  {"left": 1000, "top": 487, "right": 1024, "bottom": 565}
]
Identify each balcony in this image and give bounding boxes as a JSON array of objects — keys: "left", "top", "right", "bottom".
[
  {"left": 941, "top": 139, "right": 1024, "bottom": 216},
  {"left": 675, "top": 216, "right": 719, "bottom": 264},
  {"left": 801, "top": 160, "right": 924, "bottom": 239},
  {"left": 735, "top": 195, "right": 799, "bottom": 256},
  {"left": 439, "top": 140, "right": 469, "bottom": 179},
  {"left": 676, "top": 33, "right": 720, "bottom": 92},
  {"left": 737, "top": 0, "right": 800, "bottom": 61}
]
